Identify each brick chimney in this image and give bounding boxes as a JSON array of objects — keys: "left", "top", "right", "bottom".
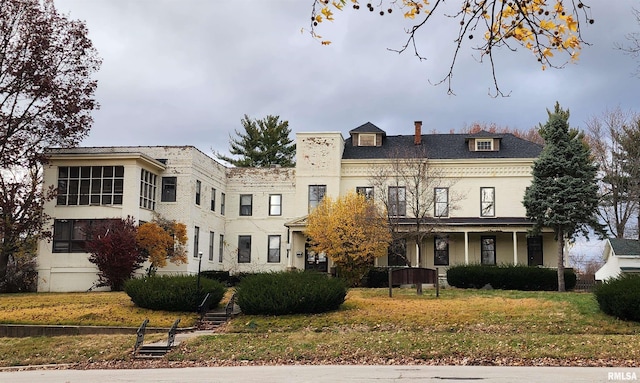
[{"left": 414, "top": 121, "right": 422, "bottom": 145}]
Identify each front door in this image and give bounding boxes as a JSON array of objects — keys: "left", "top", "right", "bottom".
[
  {"left": 305, "top": 242, "right": 328, "bottom": 272},
  {"left": 527, "top": 236, "right": 543, "bottom": 266}
]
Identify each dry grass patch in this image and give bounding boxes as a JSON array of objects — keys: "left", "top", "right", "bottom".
[{"left": 0, "top": 292, "right": 198, "bottom": 327}]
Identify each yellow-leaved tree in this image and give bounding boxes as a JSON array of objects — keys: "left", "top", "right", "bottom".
[
  {"left": 309, "top": 0, "right": 593, "bottom": 96},
  {"left": 136, "top": 217, "right": 188, "bottom": 276},
  {"left": 305, "top": 192, "right": 391, "bottom": 286}
]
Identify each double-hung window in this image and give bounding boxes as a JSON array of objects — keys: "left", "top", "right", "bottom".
[
  {"left": 434, "top": 187, "right": 449, "bottom": 217},
  {"left": 268, "top": 235, "right": 281, "bottom": 263},
  {"left": 388, "top": 186, "right": 406, "bottom": 216},
  {"left": 161, "top": 177, "right": 177, "bottom": 202},
  {"left": 269, "top": 194, "right": 282, "bottom": 216},
  {"left": 238, "top": 235, "right": 251, "bottom": 263},
  {"left": 211, "top": 188, "right": 216, "bottom": 211},
  {"left": 195, "top": 180, "right": 201, "bottom": 205},
  {"left": 218, "top": 234, "right": 224, "bottom": 262},
  {"left": 480, "top": 187, "right": 495, "bottom": 217},
  {"left": 194, "top": 226, "right": 200, "bottom": 258},
  {"left": 209, "top": 231, "right": 215, "bottom": 261},
  {"left": 240, "top": 194, "right": 253, "bottom": 216},
  {"left": 356, "top": 186, "right": 374, "bottom": 200},
  {"left": 220, "top": 193, "right": 226, "bottom": 215},
  {"left": 308, "top": 185, "right": 326, "bottom": 211}
]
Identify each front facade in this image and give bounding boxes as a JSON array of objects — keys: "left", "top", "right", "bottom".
[{"left": 37, "top": 121, "right": 558, "bottom": 292}]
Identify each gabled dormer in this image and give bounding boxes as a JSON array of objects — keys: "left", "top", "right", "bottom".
[
  {"left": 349, "top": 122, "right": 386, "bottom": 147},
  {"left": 464, "top": 131, "right": 504, "bottom": 152}
]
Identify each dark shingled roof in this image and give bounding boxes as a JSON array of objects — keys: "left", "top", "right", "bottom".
[
  {"left": 342, "top": 130, "right": 543, "bottom": 160},
  {"left": 609, "top": 238, "right": 640, "bottom": 256},
  {"left": 349, "top": 122, "right": 387, "bottom": 135}
]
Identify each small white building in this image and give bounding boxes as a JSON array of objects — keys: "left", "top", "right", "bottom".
[
  {"left": 37, "top": 121, "right": 558, "bottom": 292},
  {"left": 595, "top": 238, "right": 640, "bottom": 281}
]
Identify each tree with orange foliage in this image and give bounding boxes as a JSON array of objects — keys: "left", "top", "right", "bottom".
[
  {"left": 137, "top": 218, "right": 188, "bottom": 276},
  {"left": 305, "top": 192, "right": 391, "bottom": 286}
]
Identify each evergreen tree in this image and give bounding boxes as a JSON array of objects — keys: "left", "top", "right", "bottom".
[
  {"left": 523, "top": 103, "right": 604, "bottom": 292},
  {"left": 217, "top": 115, "right": 295, "bottom": 167}
]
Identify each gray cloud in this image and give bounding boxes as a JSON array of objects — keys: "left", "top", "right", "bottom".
[{"left": 54, "top": 0, "right": 639, "bottom": 156}]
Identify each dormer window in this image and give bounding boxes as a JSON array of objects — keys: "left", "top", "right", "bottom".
[
  {"left": 358, "top": 133, "right": 377, "bottom": 147},
  {"left": 476, "top": 139, "right": 493, "bottom": 151}
]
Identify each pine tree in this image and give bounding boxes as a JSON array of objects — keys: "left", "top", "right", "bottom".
[
  {"left": 523, "top": 103, "right": 604, "bottom": 291},
  {"left": 217, "top": 115, "right": 296, "bottom": 167}
]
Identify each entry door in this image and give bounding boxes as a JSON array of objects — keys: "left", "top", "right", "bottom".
[
  {"left": 527, "top": 236, "right": 543, "bottom": 266},
  {"left": 305, "top": 242, "right": 328, "bottom": 272}
]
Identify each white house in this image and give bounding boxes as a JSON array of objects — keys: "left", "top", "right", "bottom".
[
  {"left": 36, "top": 121, "right": 558, "bottom": 292},
  {"left": 595, "top": 238, "right": 640, "bottom": 281}
]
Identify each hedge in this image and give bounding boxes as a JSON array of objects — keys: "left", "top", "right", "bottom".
[
  {"left": 236, "top": 271, "right": 347, "bottom": 315},
  {"left": 594, "top": 274, "right": 640, "bottom": 322},
  {"left": 446, "top": 264, "right": 577, "bottom": 291},
  {"left": 124, "top": 274, "right": 226, "bottom": 312}
]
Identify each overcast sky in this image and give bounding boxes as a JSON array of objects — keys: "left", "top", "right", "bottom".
[
  {"left": 54, "top": 0, "right": 640, "bottom": 157},
  {"left": 53, "top": 0, "right": 638, "bottom": 259}
]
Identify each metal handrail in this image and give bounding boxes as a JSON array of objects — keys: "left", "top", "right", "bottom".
[{"left": 197, "top": 293, "right": 211, "bottom": 318}]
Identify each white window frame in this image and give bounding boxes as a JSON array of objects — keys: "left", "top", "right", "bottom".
[
  {"left": 476, "top": 139, "right": 493, "bottom": 151},
  {"left": 358, "top": 133, "right": 377, "bottom": 146}
]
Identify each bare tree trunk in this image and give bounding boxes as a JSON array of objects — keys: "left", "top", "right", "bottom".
[{"left": 557, "top": 228, "right": 565, "bottom": 292}]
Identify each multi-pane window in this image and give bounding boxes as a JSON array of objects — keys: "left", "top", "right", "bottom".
[
  {"left": 356, "top": 186, "right": 374, "bottom": 200},
  {"left": 140, "top": 169, "right": 157, "bottom": 210},
  {"left": 476, "top": 139, "right": 493, "bottom": 151},
  {"left": 209, "top": 231, "right": 215, "bottom": 261},
  {"left": 481, "top": 236, "right": 496, "bottom": 265},
  {"left": 239, "top": 194, "right": 253, "bottom": 216},
  {"left": 195, "top": 180, "right": 201, "bottom": 205},
  {"left": 56, "top": 166, "right": 124, "bottom": 206},
  {"left": 434, "top": 187, "right": 449, "bottom": 217},
  {"left": 218, "top": 234, "right": 224, "bottom": 263},
  {"left": 268, "top": 235, "right": 281, "bottom": 263},
  {"left": 308, "top": 185, "right": 326, "bottom": 211},
  {"left": 388, "top": 238, "right": 408, "bottom": 266},
  {"left": 194, "top": 226, "right": 200, "bottom": 258},
  {"left": 161, "top": 177, "right": 177, "bottom": 202},
  {"left": 480, "top": 187, "right": 495, "bottom": 217},
  {"left": 269, "top": 194, "right": 282, "bottom": 216},
  {"left": 210, "top": 188, "right": 216, "bottom": 211},
  {"left": 358, "top": 134, "right": 376, "bottom": 146},
  {"left": 238, "top": 235, "right": 251, "bottom": 263},
  {"left": 434, "top": 236, "right": 449, "bottom": 266},
  {"left": 220, "top": 193, "right": 226, "bottom": 215},
  {"left": 52, "top": 219, "right": 115, "bottom": 253},
  {"left": 388, "top": 186, "right": 406, "bottom": 216}
]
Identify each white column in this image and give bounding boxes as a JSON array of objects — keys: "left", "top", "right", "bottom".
[
  {"left": 464, "top": 231, "right": 469, "bottom": 264},
  {"left": 513, "top": 231, "right": 518, "bottom": 265}
]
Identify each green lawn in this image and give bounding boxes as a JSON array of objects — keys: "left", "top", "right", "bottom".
[{"left": 1, "top": 288, "right": 639, "bottom": 367}]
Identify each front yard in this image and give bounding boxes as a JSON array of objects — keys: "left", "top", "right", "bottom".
[{"left": 1, "top": 288, "right": 639, "bottom": 367}]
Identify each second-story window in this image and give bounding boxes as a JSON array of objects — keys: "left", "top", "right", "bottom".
[
  {"left": 161, "top": 177, "right": 177, "bottom": 202},
  {"left": 480, "top": 187, "right": 495, "bottom": 217},
  {"left": 140, "top": 169, "right": 157, "bottom": 210},
  {"left": 240, "top": 194, "right": 253, "bottom": 216},
  {"left": 195, "top": 180, "right": 201, "bottom": 205},
  {"left": 211, "top": 188, "right": 216, "bottom": 211},
  {"left": 57, "top": 166, "right": 124, "bottom": 206},
  {"left": 356, "top": 186, "right": 374, "bottom": 200},
  {"left": 269, "top": 194, "right": 282, "bottom": 216},
  {"left": 308, "top": 185, "right": 326, "bottom": 212},
  {"left": 434, "top": 187, "right": 449, "bottom": 217},
  {"left": 388, "top": 186, "right": 406, "bottom": 216},
  {"left": 221, "top": 193, "right": 226, "bottom": 215}
]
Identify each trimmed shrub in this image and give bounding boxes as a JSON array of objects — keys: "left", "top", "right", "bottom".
[
  {"left": 594, "top": 274, "right": 640, "bottom": 322},
  {"left": 236, "top": 271, "right": 347, "bottom": 315},
  {"left": 364, "top": 267, "right": 389, "bottom": 288},
  {"left": 124, "top": 274, "right": 226, "bottom": 312},
  {"left": 446, "top": 264, "right": 577, "bottom": 291}
]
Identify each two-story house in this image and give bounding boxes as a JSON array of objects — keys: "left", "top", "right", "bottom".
[{"left": 36, "top": 121, "right": 557, "bottom": 292}]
